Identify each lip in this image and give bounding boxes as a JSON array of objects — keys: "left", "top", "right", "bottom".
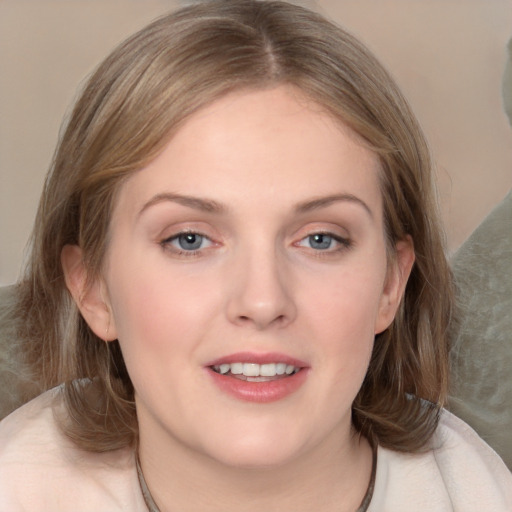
[
  {"left": 205, "top": 352, "right": 309, "bottom": 403},
  {"left": 205, "top": 351, "right": 308, "bottom": 368}
]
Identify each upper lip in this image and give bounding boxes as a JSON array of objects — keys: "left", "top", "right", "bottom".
[{"left": 205, "top": 352, "right": 308, "bottom": 368}]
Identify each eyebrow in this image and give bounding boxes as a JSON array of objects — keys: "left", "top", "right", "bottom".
[
  {"left": 294, "top": 194, "right": 373, "bottom": 218},
  {"left": 138, "top": 192, "right": 372, "bottom": 218},
  {"left": 138, "top": 193, "right": 227, "bottom": 217}
]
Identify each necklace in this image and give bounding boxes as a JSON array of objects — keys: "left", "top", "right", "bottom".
[
  {"left": 136, "top": 444, "right": 377, "bottom": 512},
  {"left": 355, "top": 442, "right": 377, "bottom": 512},
  {"left": 136, "top": 456, "right": 160, "bottom": 512}
]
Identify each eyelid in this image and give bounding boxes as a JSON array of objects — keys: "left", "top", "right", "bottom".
[
  {"left": 161, "top": 228, "right": 210, "bottom": 242},
  {"left": 291, "top": 224, "right": 354, "bottom": 257},
  {"left": 292, "top": 221, "right": 351, "bottom": 241},
  {"left": 296, "top": 232, "right": 351, "bottom": 248}
]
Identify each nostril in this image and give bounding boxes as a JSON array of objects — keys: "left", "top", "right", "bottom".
[
  {"left": 236, "top": 314, "right": 286, "bottom": 327},
  {"left": 274, "top": 314, "right": 286, "bottom": 324}
]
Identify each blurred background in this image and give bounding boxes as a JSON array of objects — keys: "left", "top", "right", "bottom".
[{"left": 1, "top": 0, "right": 511, "bottom": 285}]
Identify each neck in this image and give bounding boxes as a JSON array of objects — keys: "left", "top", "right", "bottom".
[{"left": 137, "top": 424, "right": 373, "bottom": 512}]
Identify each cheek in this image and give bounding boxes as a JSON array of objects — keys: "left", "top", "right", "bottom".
[
  {"left": 300, "top": 263, "right": 385, "bottom": 384},
  {"left": 106, "top": 259, "right": 220, "bottom": 362},
  {"left": 303, "top": 266, "right": 385, "bottom": 337}
]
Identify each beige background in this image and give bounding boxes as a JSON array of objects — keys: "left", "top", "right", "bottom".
[{"left": 1, "top": 0, "right": 511, "bottom": 285}]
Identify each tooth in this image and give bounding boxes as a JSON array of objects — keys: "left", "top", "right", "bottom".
[
  {"left": 231, "top": 363, "right": 243, "bottom": 375},
  {"left": 243, "top": 363, "right": 260, "bottom": 377},
  {"left": 246, "top": 376, "right": 267, "bottom": 382},
  {"left": 276, "top": 363, "right": 286, "bottom": 375},
  {"left": 260, "top": 363, "right": 277, "bottom": 377},
  {"left": 285, "top": 365, "right": 295, "bottom": 375},
  {"left": 216, "top": 362, "right": 298, "bottom": 377}
]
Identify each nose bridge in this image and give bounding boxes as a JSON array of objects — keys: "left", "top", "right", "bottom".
[{"left": 226, "top": 235, "right": 296, "bottom": 329}]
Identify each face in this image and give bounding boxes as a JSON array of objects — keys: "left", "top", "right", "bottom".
[{"left": 69, "top": 86, "right": 412, "bottom": 469}]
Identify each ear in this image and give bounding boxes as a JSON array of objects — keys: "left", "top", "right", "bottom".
[
  {"left": 374, "top": 236, "right": 415, "bottom": 335},
  {"left": 61, "top": 244, "right": 117, "bottom": 341}
]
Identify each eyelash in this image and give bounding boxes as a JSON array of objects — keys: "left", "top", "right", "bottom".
[
  {"left": 295, "top": 232, "right": 352, "bottom": 256},
  {"left": 160, "top": 230, "right": 352, "bottom": 259},
  {"left": 160, "top": 231, "right": 214, "bottom": 257}
]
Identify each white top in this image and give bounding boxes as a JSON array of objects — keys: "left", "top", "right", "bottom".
[{"left": 0, "top": 389, "right": 511, "bottom": 511}]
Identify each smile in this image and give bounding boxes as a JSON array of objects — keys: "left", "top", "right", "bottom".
[
  {"left": 211, "top": 362, "right": 299, "bottom": 381},
  {"left": 206, "top": 353, "right": 308, "bottom": 403}
]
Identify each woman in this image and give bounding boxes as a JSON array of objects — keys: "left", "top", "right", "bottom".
[{"left": 0, "top": 1, "right": 510, "bottom": 510}]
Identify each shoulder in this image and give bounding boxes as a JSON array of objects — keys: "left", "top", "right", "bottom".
[
  {"left": 370, "top": 409, "right": 512, "bottom": 511},
  {"left": 0, "top": 388, "right": 145, "bottom": 511}
]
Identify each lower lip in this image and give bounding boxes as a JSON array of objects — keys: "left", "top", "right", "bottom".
[{"left": 206, "top": 368, "right": 309, "bottom": 403}]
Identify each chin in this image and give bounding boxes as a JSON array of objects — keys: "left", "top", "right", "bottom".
[
  {"left": 211, "top": 447, "right": 299, "bottom": 470},
  {"left": 201, "top": 429, "right": 305, "bottom": 470}
]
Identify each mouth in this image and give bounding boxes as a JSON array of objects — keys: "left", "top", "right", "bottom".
[
  {"left": 205, "top": 353, "right": 308, "bottom": 403},
  {"left": 210, "top": 362, "right": 300, "bottom": 382}
]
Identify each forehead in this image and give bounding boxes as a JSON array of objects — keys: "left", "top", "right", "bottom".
[{"left": 112, "top": 85, "right": 383, "bottom": 221}]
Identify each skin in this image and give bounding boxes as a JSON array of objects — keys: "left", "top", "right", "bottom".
[{"left": 63, "top": 85, "right": 414, "bottom": 511}]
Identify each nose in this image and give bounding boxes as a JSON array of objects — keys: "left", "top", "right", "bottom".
[{"left": 226, "top": 245, "right": 297, "bottom": 330}]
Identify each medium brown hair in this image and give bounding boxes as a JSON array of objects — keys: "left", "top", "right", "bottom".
[{"left": 14, "top": 0, "right": 453, "bottom": 452}]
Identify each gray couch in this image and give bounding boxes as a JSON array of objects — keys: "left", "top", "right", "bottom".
[{"left": 448, "top": 190, "right": 512, "bottom": 469}]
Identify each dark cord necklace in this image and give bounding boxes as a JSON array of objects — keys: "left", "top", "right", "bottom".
[
  {"left": 137, "top": 456, "right": 160, "bottom": 512},
  {"left": 137, "top": 444, "right": 377, "bottom": 512}
]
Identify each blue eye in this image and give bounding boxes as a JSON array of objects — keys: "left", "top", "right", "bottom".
[
  {"left": 297, "top": 232, "right": 350, "bottom": 251},
  {"left": 162, "top": 232, "right": 212, "bottom": 253},
  {"left": 176, "top": 233, "right": 204, "bottom": 250},
  {"left": 308, "top": 233, "right": 334, "bottom": 250}
]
